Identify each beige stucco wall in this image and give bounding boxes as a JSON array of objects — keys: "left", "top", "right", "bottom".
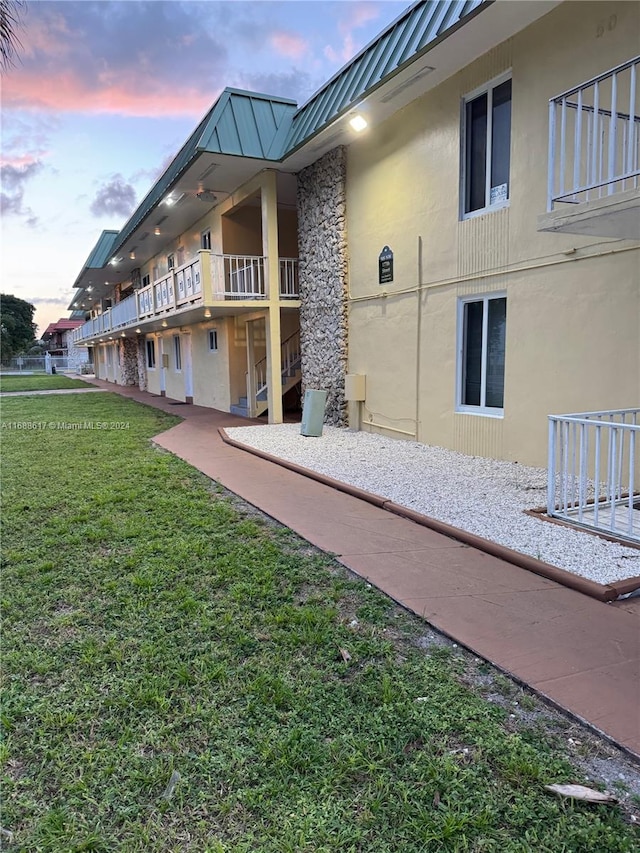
[
  {"left": 191, "top": 319, "right": 234, "bottom": 411},
  {"left": 346, "top": 0, "right": 640, "bottom": 466},
  {"left": 94, "top": 344, "right": 105, "bottom": 381},
  {"left": 139, "top": 207, "right": 218, "bottom": 282},
  {"left": 278, "top": 209, "right": 299, "bottom": 257},
  {"left": 96, "top": 342, "right": 120, "bottom": 384},
  {"left": 222, "top": 205, "right": 263, "bottom": 255},
  {"left": 162, "top": 331, "right": 187, "bottom": 402}
]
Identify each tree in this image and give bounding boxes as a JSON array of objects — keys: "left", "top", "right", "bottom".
[
  {"left": 0, "top": 0, "right": 26, "bottom": 72},
  {"left": 1, "top": 293, "right": 37, "bottom": 360}
]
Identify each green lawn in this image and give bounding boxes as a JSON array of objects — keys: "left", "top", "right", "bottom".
[
  {"left": 0, "top": 374, "right": 92, "bottom": 393},
  {"left": 1, "top": 393, "right": 638, "bottom": 852}
]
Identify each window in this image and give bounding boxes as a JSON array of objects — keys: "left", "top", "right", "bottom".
[
  {"left": 142, "top": 273, "right": 150, "bottom": 288},
  {"left": 208, "top": 329, "right": 218, "bottom": 352},
  {"left": 458, "top": 294, "right": 506, "bottom": 414},
  {"left": 462, "top": 76, "right": 512, "bottom": 216},
  {"left": 167, "top": 253, "right": 175, "bottom": 271},
  {"left": 201, "top": 229, "right": 212, "bottom": 251},
  {"left": 173, "top": 334, "right": 182, "bottom": 370},
  {"left": 146, "top": 339, "right": 156, "bottom": 369}
]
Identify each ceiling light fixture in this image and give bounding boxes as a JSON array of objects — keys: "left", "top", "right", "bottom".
[
  {"left": 163, "top": 192, "right": 184, "bottom": 206},
  {"left": 154, "top": 227, "right": 161, "bottom": 236},
  {"left": 196, "top": 189, "right": 217, "bottom": 203},
  {"left": 135, "top": 328, "right": 141, "bottom": 334},
  {"left": 203, "top": 308, "right": 212, "bottom": 319},
  {"left": 161, "top": 320, "right": 168, "bottom": 328},
  {"left": 129, "top": 251, "right": 136, "bottom": 260},
  {"left": 349, "top": 114, "right": 368, "bottom": 132}
]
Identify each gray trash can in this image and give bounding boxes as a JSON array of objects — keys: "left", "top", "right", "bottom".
[{"left": 300, "top": 389, "right": 328, "bottom": 437}]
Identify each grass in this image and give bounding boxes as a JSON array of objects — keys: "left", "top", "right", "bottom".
[
  {"left": 1, "top": 392, "right": 638, "bottom": 852},
  {"left": 0, "top": 374, "right": 92, "bottom": 392}
]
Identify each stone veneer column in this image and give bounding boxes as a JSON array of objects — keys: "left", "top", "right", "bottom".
[
  {"left": 119, "top": 338, "right": 139, "bottom": 386},
  {"left": 297, "top": 146, "right": 348, "bottom": 426},
  {"left": 136, "top": 338, "right": 147, "bottom": 391}
]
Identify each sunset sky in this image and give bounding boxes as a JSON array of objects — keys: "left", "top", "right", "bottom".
[{"left": 1, "top": 0, "right": 407, "bottom": 335}]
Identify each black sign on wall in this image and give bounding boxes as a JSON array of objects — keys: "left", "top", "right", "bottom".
[{"left": 378, "top": 246, "right": 394, "bottom": 284}]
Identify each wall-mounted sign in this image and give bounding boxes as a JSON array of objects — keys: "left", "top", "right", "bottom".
[{"left": 378, "top": 246, "right": 394, "bottom": 284}]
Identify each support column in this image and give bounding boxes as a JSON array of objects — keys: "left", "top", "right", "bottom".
[
  {"left": 246, "top": 319, "right": 257, "bottom": 418},
  {"left": 262, "top": 171, "right": 283, "bottom": 424}
]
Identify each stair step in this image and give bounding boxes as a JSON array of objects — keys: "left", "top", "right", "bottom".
[{"left": 230, "top": 404, "right": 250, "bottom": 417}]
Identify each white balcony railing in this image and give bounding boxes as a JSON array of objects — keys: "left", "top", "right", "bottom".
[
  {"left": 279, "top": 258, "right": 299, "bottom": 298},
  {"left": 548, "top": 409, "right": 640, "bottom": 544},
  {"left": 72, "top": 253, "right": 299, "bottom": 343},
  {"left": 547, "top": 56, "right": 640, "bottom": 209},
  {"left": 212, "top": 254, "right": 266, "bottom": 299},
  {"left": 110, "top": 293, "right": 139, "bottom": 329}
]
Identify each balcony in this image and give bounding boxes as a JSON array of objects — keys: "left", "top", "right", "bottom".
[
  {"left": 538, "top": 56, "right": 640, "bottom": 239},
  {"left": 72, "top": 253, "right": 299, "bottom": 344}
]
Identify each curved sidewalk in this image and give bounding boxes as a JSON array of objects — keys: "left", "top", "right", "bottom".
[{"left": 80, "top": 379, "right": 640, "bottom": 758}]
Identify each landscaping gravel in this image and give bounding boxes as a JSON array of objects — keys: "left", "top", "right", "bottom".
[{"left": 226, "top": 424, "right": 640, "bottom": 587}]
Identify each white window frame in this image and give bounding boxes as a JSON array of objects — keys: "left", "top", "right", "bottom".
[
  {"left": 460, "top": 71, "right": 512, "bottom": 220},
  {"left": 146, "top": 338, "right": 156, "bottom": 370},
  {"left": 456, "top": 291, "right": 506, "bottom": 418},
  {"left": 167, "top": 253, "right": 175, "bottom": 271},
  {"left": 208, "top": 329, "right": 218, "bottom": 352},
  {"left": 201, "top": 229, "right": 212, "bottom": 251},
  {"left": 173, "top": 334, "right": 182, "bottom": 371}
]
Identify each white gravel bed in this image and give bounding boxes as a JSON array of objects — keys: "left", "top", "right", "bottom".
[{"left": 226, "top": 423, "right": 640, "bottom": 587}]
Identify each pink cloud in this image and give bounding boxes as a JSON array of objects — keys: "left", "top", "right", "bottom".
[
  {"left": 270, "top": 31, "right": 309, "bottom": 61},
  {"left": 325, "top": 2, "right": 383, "bottom": 64},
  {"left": 0, "top": 152, "right": 49, "bottom": 169},
  {"left": 340, "top": 2, "right": 381, "bottom": 35},
  {"left": 2, "top": 72, "right": 216, "bottom": 119}
]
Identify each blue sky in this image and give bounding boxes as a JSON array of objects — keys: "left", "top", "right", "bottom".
[{"left": 1, "top": 0, "right": 408, "bottom": 334}]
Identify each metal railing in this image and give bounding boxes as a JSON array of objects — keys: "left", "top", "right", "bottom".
[
  {"left": 279, "top": 258, "right": 299, "bottom": 298},
  {"left": 547, "top": 56, "right": 640, "bottom": 209},
  {"left": 247, "top": 329, "right": 301, "bottom": 416},
  {"left": 110, "top": 293, "right": 138, "bottom": 329},
  {"left": 211, "top": 254, "right": 266, "bottom": 299},
  {"left": 548, "top": 409, "right": 639, "bottom": 544},
  {"left": 71, "top": 253, "right": 298, "bottom": 342}
]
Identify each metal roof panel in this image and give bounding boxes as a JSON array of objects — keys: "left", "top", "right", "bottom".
[
  {"left": 285, "top": 0, "right": 486, "bottom": 152},
  {"left": 85, "top": 230, "right": 119, "bottom": 269}
]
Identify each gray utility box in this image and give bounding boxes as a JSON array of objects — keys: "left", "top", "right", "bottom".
[{"left": 300, "top": 389, "right": 328, "bottom": 437}]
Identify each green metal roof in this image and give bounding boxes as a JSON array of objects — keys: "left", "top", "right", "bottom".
[
  {"left": 111, "top": 90, "right": 297, "bottom": 257},
  {"left": 73, "top": 230, "right": 119, "bottom": 283},
  {"left": 77, "top": 0, "right": 490, "bottom": 283},
  {"left": 285, "top": 0, "right": 486, "bottom": 151},
  {"left": 198, "top": 88, "right": 297, "bottom": 159}
]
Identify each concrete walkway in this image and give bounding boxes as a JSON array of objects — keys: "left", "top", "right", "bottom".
[{"left": 76, "top": 378, "right": 640, "bottom": 758}]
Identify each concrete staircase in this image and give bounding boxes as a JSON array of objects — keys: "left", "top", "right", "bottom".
[{"left": 231, "top": 330, "right": 301, "bottom": 418}]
